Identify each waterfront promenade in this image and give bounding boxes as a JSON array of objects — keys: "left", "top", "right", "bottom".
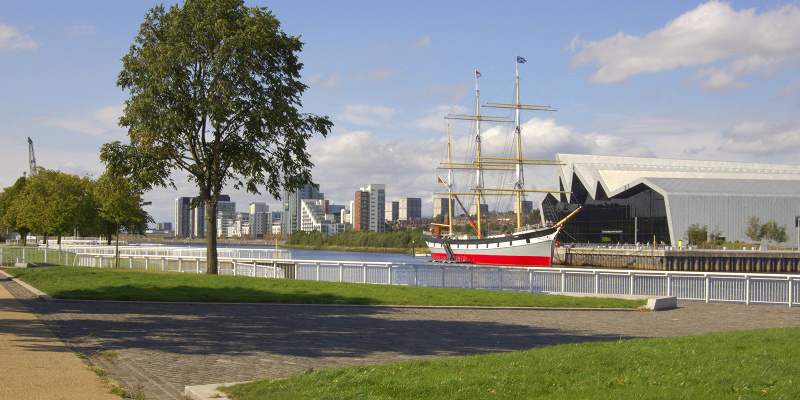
[{"left": 2, "top": 273, "right": 800, "bottom": 400}]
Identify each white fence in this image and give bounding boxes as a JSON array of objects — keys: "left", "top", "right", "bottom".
[
  {"left": 4, "top": 246, "right": 798, "bottom": 307},
  {"left": 72, "top": 251, "right": 800, "bottom": 307}
]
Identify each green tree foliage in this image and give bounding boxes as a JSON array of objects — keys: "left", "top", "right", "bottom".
[
  {"left": 0, "top": 176, "right": 31, "bottom": 245},
  {"left": 684, "top": 223, "right": 708, "bottom": 245},
  {"left": 289, "top": 229, "right": 425, "bottom": 250},
  {"left": 745, "top": 216, "right": 788, "bottom": 246},
  {"left": 9, "top": 169, "right": 89, "bottom": 244},
  {"left": 94, "top": 172, "right": 154, "bottom": 266},
  {"left": 524, "top": 209, "right": 542, "bottom": 226},
  {"left": 102, "top": 0, "right": 332, "bottom": 274},
  {"left": 745, "top": 216, "right": 764, "bottom": 242},
  {"left": 761, "top": 220, "right": 788, "bottom": 246}
]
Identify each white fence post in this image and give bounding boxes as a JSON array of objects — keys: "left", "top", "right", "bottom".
[
  {"left": 788, "top": 278, "right": 793, "bottom": 307},
  {"left": 746, "top": 275, "right": 751, "bottom": 305},
  {"left": 594, "top": 270, "right": 599, "bottom": 294},
  {"left": 529, "top": 269, "right": 533, "bottom": 293},
  {"left": 469, "top": 266, "right": 474, "bottom": 289},
  {"left": 499, "top": 267, "right": 503, "bottom": 291},
  {"left": 629, "top": 272, "right": 635, "bottom": 296},
  {"left": 705, "top": 274, "right": 710, "bottom": 303},
  {"left": 363, "top": 263, "right": 367, "bottom": 284},
  {"left": 666, "top": 273, "right": 671, "bottom": 297},
  {"left": 316, "top": 262, "right": 320, "bottom": 282}
]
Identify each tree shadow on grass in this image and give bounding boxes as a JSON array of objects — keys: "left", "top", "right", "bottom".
[
  {"left": 52, "top": 284, "right": 378, "bottom": 305},
  {"left": 22, "top": 292, "right": 635, "bottom": 360}
]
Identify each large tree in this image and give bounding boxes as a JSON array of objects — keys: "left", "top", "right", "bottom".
[
  {"left": 0, "top": 176, "right": 31, "bottom": 245},
  {"left": 101, "top": 0, "right": 332, "bottom": 274},
  {"left": 94, "top": 171, "right": 153, "bottom": 267},
  {"left": 18, "top": 169, "right": 89, "bottom": 245}
]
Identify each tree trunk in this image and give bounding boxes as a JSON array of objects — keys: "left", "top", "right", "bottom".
[
  {"left": 115, "top": 225, "right": 120, "bottom": 269},
  {"left": 205, "top": 198, "right": 219, "bottom": 274}
]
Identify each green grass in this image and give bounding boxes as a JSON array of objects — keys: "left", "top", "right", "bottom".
[
  {"left": 5, "top": 266, "right": 644, "bottom": 308},
  {"left": 220, "top": 327, "right": 800, "bottom": 400}
]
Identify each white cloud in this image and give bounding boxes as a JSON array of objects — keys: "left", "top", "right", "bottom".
[
  {"left": 308, "top": 130, "right": 441, "bottom": 204},
  {"left": 336, "top": 104, "right": 395, "bottom": 127},
  {"left": 48, "top": 105, "right": 126, "bottom": 139},
  {"left": 415, "top": 105, "right": 468, "bottom": 132},
  {"left": 778, "top": 78, "right": 800, "bottom": 99},
  {"left": 719, "top": 120, "right": 800, "bottom": 155},
  {"left": 521, "top": 118, "right": 653, "bottom": 158},
  {"left": 67, "top": 24, "right": 97, "bottom": 36},
  {"left": 349, "top": 68, "right": 393, "bottom": 81},
  {"left": 570, "top": 1, "right": 800, "bottom": 90},
  {"left": 413, "top": 35, "right": 431, "bottom": 49},
  {"left": 306, "top": 72, "right": 341, "bottom": 87},
  {"left": 0, "top": 23, "right": 42, "bottom": 51},
  {"left": 422, "top": 81, "right": 472, "bottom": 103}
]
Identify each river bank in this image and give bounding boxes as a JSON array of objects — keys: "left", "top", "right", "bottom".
[
  {"left": 282, "top": 244, "right": 429, "bottom": 254},
  {"left": 120, "top": 235, "right": 430, "bottom": 255}
]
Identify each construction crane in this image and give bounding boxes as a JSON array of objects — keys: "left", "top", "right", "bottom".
[{"left": 28, "top": 137, "right": 37, "bottom": 177}]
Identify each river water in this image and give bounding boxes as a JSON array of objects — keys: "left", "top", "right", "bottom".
[{"left": 138, "top": 242, "right": 430, "bottom": 265}]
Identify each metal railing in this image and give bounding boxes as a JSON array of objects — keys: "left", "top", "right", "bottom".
[
  {"left": 73, "top": 252, "right": 799, "bottom": 307},
  {"left": 4, "top": 245, "right": 797, "bottom": 307},
  {"left": 55, "top": 245, "right": 291, "bottom": 261},
  {"left": 1, "top": 247, "right": 77, "bottom": 266}
]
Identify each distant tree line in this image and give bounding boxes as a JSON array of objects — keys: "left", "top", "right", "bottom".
[
  {"left": 0, "top": 169, "right": 152, "bottom": 246},
  {"left": 434, "top": 210, "right": 542, "bottom": 235},
  {"left": 745, "top": 216, "right": 788, "bottom": 246},
  {"left": 683, "top": 216, "right": 788, "bottom": 247},
  {"left": 289, "top": 228, "right": 426, "bottom": 250}
]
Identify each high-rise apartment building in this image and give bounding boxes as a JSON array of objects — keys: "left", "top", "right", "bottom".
[
  {"left": 433, "top": 196, "right": 455, "bottom": 218},
  {"left": 249, "top": 202, "right": 269, "bottom": 238},
  {"left": 300, "top": 199, "right": 346, "bottom": 235},
  {"left": 354, "top": 184, "right": 385, "bottom": 232},
  {"left": 398, "top": 197, "right": 421, "bottom": 220},
  {"left": 282, "top": 183, "right": 323, "bottom": 235},
  {"left": 469, "top": 203, "right": 489, "bottom": 216},
  {"left": 354, "top": 190, "right": 370, "bottom": 231},
  {"left": 174, "top": 195, "right": 232, "bottom": 238},
  {"left": 175, "top": 197, "right": 193, "bottom": 237},
  {"left": 385, "top": 201, "right": 399, "bottom": 222}
]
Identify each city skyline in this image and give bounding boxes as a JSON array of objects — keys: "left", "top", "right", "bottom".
[{"left": 3, "top": 1, "right": 800, "bottom": 225}]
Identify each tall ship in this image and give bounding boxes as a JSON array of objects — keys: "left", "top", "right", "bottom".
[{"left": 424, "top": 56, "right": 578, "bottom": 267}]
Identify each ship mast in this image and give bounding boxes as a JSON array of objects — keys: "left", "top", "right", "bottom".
[
  {"left": 447, "top": 123, "right": 454, "bottom": 234},
  {"left": 484, "top": 55, "right": 558, "bottom": 230},
  {"left": 437, "top": 60, "right": 568, "bottom": 236},
  {"left": 443, "top": 71, "right": 509, "bottom": 238},
  {"left": 474, "top": 73, "right": 484, "bottom": 238}
]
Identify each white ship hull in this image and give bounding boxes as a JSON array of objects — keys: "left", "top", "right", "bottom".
[{"left": 424, "top": 226, "right": 559, "bottom": 267}]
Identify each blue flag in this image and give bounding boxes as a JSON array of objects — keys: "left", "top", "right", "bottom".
[{"left": 517, "top": 56, "right": 527, "bottom": 64}]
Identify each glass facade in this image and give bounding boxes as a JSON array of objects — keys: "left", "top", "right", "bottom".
[{"left": 542, "top": 174, "right": 671, "bottom": 245}]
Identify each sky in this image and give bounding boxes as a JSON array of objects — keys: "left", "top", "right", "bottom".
[{"left": 3, "top": 0, "right": 800, "bottom": 225}]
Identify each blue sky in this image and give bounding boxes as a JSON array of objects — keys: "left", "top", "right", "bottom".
[{"left": 3, "top": 1, "right": 800, "bottom": 225}]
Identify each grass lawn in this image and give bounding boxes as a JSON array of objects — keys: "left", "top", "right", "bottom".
[
  {"left": 5, "top": 265, "right": 644, "bottom": 308},
  {"left": 220, "top": 327, "right": 800, "bottom": 400}
]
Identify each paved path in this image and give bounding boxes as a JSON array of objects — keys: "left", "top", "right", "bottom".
[
  {"left": 0, "top": 275, "right": 119, "bottom": 400},
  {"left": 3, "top": 276, "right": 800, "bottom": 400}
]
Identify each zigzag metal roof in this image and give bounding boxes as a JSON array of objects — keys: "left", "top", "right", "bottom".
[{"left": 556, "top": 153, "right": 800, "bottom": 200}]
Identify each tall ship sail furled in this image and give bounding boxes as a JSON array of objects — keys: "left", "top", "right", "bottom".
[{"left": 424, "top": 56, "right": 578, "bottom": 267}]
